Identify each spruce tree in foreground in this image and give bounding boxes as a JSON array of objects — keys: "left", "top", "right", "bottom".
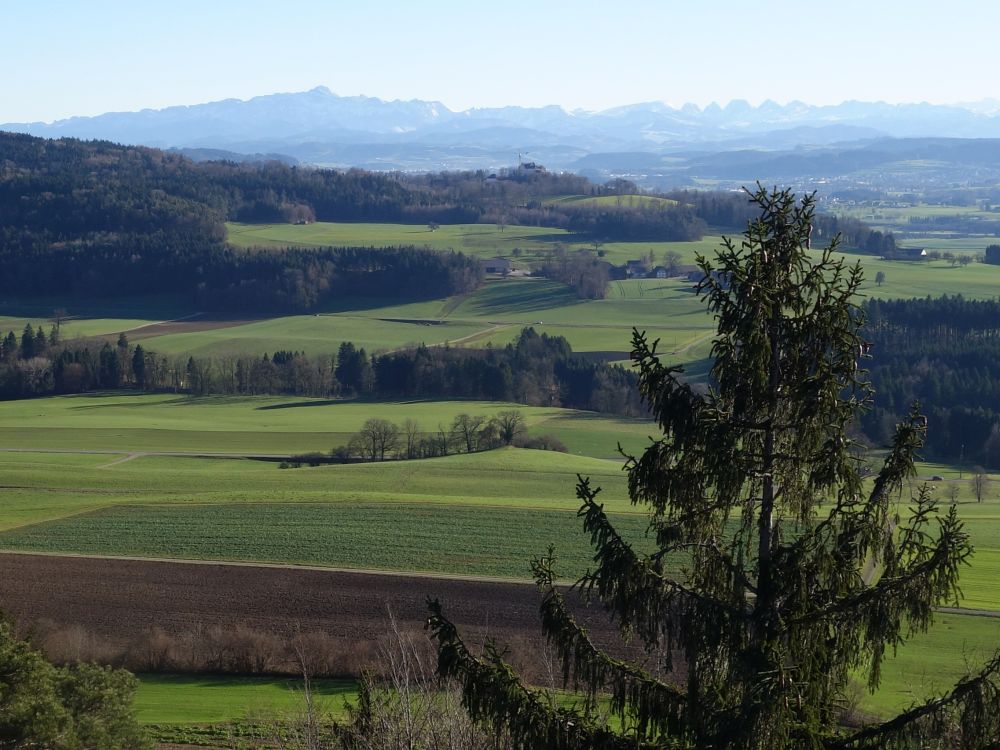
[{"left": 428, "top": 186, "right": 1000, "bottom": 749}]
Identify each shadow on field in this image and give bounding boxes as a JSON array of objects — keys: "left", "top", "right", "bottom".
[
  {"left": 467, "top": 281, "right": 582, "bottom": 315},
  {"left": 64, "top": 393, "right": 268, "bottom": 410},
  {"left": 256, "top": 397, "right": 465, "bottom": 411},
  {"left": 256, "top": 399, "right": 342, "bottom": 411},
  {"left": 550, "top": 409, "right": 648, "bottom": 425}
]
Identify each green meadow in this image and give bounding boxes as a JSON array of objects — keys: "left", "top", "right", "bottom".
[
  {"left": 227, "top": 220, "right": 723, "bottom": 267},
  {"left": 1, "top": 390, "right": 999, "bottom": 725},
  {"left": 135, "top": 675, "right": 355, "bottom": 725},
  {"left": 136, "top": 315, "right": 491, "bottom": 358},
  {"left": 0, "top": 392, "right": 654, "bottom": 458}
]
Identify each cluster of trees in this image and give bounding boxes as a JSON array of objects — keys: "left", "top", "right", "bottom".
[
  {"left": 0, "top": 327, "right": 645, "bottom": 418},
  {"left": 536, "top": 248, "right": 610, "bottom": 299},
  {"left": 0, "top": 619, "right": 147, "bottom": 748},
  {"left": 860, "top": 295, "right": 1000, "bottom": 466},
  {"left": 310, "top": 410, "right": 563, "bottom": 465},
  {"left": 1, "top": 133, "right": 479, "bottom": 308}
]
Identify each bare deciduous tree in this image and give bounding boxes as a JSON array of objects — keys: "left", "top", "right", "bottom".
[
  {"left": 451, "top": 414, "right": 485, "bottom": 453},
  {"left": 972, "top": 467, "right": 990, "bottom": 503},
  {"left": 355, "top": 418, "right": 400, "bottom": 461},
  {"left": 402, "top": 418, "right": 420, "bottom": 459},
  {"left": 492, "top": 409, "right": 526, "bottom": 445}
]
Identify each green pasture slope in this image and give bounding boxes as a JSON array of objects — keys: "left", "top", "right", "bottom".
[
  {"left": 226, "top": 220, "right": 717, "bottom": 267},
  {"left": 0, "top": 392, "right": 654, "bottom": 458},
  {"left": 0, "top": 392, "right": 658, "bottom": 579}
]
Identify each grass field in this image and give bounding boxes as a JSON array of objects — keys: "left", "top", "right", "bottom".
[
  {"left": 1, "top": 392, "right": 999, "bottom": 603},
  {"left": 226, "top": 221, "right": 720, "bottom": 267},
  {"left": 546, "top": 194, "right": 680, "bottom": 209},
  {"left": 860, "top": 612, "right": 1000, "bottom": 714},
  {"left": 131, "top": 616, "right": 1000, "bottom": 723},
  {"left": 830, "top": 202, "right": 1000, "bottom": 256},
  {"left": 0, "top": 392, "right": 653, "bottom": 458},
  {"left": 135, "top": 674, "right": 355, "bottom": 725},
  {"left": 135, "top": 315, "right": 492, "bottom": 358},
  {"left": 2, "top": 390, "right": 1000, "bottom": 726}
]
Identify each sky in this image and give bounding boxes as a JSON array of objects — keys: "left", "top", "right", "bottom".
[{"left": 3, "top": 0, "right": 998, "bottom": 123}]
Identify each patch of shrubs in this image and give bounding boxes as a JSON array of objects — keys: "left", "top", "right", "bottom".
[{"left": 513, "top": 434, "right": 568, "bottom": 452}]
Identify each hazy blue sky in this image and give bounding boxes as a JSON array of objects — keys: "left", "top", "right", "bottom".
[{"left": 4, "top": 0, "right": 997, "bottom": 122}]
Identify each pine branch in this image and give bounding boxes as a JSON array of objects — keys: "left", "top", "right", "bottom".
[
  {"left": 532, "top": 551, "right": 688, "bottom": 741},
  {"left": 575, "top": 477, "right": 750, "bottom": 646},
  {"left": 426, "top": 599, "right": 685, "bottom": 750},
  {"left": 826, "top": 652, "right": 1000, "bottom": 749}
]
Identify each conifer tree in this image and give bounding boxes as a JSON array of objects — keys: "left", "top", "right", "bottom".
[{"left": 428, "top": 186, "right": 1000, "bottom": 749}]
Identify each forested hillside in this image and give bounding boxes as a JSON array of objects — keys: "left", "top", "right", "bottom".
[
  {"left": 862, "top": 295, "right": 1000, "bottom": 465},
  {"left": 0, "top": 132, "right": 900, "bottom": 312}
]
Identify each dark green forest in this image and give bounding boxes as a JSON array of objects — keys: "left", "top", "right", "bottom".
[{"left": 862, "top": 295, "right": 1000, "bottom": 465}]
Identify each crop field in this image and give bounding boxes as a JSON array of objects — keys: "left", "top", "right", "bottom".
[{"left": 0, "top": 501, "right": 652, "bottom": 580}]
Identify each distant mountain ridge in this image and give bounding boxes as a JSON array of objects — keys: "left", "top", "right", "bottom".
[{"left": 6, "top": 88, "right": 1000, "bottom": 185}]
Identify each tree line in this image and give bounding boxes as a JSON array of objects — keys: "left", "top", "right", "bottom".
[
  {"left": 0, "top": 326, "right": 646, "bottom": 418},
  {"left": 284, "top": 410, "right": 565, "bottom": 467}
]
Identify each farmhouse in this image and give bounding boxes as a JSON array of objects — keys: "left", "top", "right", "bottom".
[
  {"left": 625, "top": 259, "right": 648, "bottom": 278},
  {"left": 651, "top": 266, "right": 669, "bottom": 279},
  {"left": 480, "top": 257, "right": 513, "bottom": 274}
]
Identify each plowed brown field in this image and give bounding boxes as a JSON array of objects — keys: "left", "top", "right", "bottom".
[{"left": 0, "top": 553, "right": 616, "bottom": 657}]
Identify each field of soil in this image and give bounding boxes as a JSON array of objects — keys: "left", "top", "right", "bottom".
[{"left": 0, "top": 553, "right": 615, "bottom": 664}]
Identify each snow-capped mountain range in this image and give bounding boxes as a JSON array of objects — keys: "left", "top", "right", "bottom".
[{"left": 6, "top": 87, "right": 1000, "bottom": 185}]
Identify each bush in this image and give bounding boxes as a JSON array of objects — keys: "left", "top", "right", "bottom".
[
  {"left": 291, "top": 452, "right": 328, "bottom": 467},
  {"left": 514, "top": 434, "right": 568, "bottom": 452}
]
